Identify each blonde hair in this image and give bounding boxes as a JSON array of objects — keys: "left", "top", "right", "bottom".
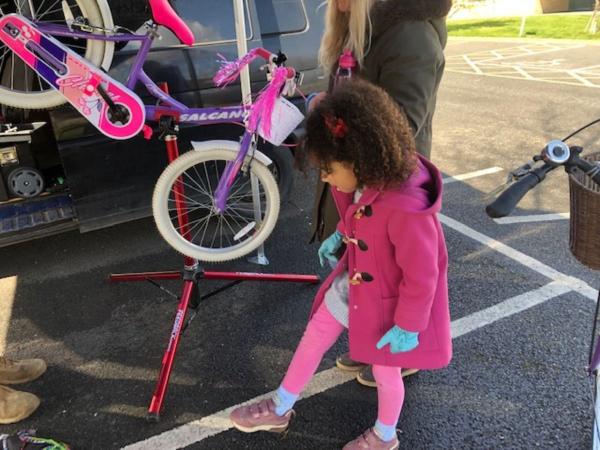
[{"left": 318, "top": 0, "right": 377, "bottom": 75}]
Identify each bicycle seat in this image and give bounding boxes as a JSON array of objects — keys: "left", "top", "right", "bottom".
[{"left": 148, "top": 0, "right": 195, "bottom": 46}]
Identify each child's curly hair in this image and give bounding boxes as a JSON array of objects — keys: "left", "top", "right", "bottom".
[{"left": 302, "top": 78, "right": 417, "bottom": 188}]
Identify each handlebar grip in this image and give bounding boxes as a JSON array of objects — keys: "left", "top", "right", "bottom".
[
  {"left": 486, "top": 166, "right": 550, "bottom": 218},
  {"left": 255, "top": 48, "right": 272, "bottom": 61}
]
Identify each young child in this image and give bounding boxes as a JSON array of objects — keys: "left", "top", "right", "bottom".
[{"left": 230, "top": 78, "right": 452, "bottom": 450}]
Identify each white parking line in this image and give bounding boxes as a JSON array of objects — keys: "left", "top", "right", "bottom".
[
  {"left": 121, "top": 280, "right": 574, "bottom": 450},
  {"left": 121, "top": 213, "right": 598, "bottom": 449},
  {"left": 121, "top": 369, "right": 356, "bottom": 450},
  {"left": 493, "top": 213, "right": 570, "bottom": 224},
  {"left": 451, "top": 281, "right": 571, "bottom": 337},
  {"left": 569, "top": 70, "right": 597, "bottom": 87},
  {"left": 440, "top": 214, "right": 598, "bottom": 301},
  {"left": 446, "top": 42, "right": 600, "bottom": 88},
  {"left": 443, "top": 167, "right": 503, "bottom": 184},
  {"left": 463, "top": 54, "right": 483, "bottom": 75}
]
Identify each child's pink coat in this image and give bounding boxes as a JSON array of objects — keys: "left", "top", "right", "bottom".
[{"left": 309, "top": 156, "right": 452, "bottom": 369}]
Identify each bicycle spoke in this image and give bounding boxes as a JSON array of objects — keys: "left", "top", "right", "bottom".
[
  {"left": 196, "top": 163, "right": 212, "bottom": 197},
  {"left": 36, "top": 72, "right": 44, "bottom": 90},
  {"left": 187, "top": 217, "right": 210, "bottom": 245},
  {"left": 183, "top": 170, "right": 212, "bottom": 198},
  {"left": 227, "top": 176, "right": 252, "bottom": 200},
  {"left": 224, "top": 206, "right": 254, "bottom": 225},
  {"left": 193, "top": 164, "right": 214, "bottom": 198},
  {"left": 220, "top": 215, "right": 235, "bottom": 246},
  {"left": 167, "top": 190, "right": 210, "bottom": 210},
  {"left": 34, "top": 0, "right": 48, "bottom": 18},
  {"left": 173, "top": 179, "right": 208, "bottom": 200},
  {"left": 222, "top": 212, "right": 246, "bottom": 233},
  {"left": 197, "top": 211, "right": 214, "bottom": 246},
  {"left": 209, "top": 216, "right": 220, "bottom": 248},
  {"left": 219, "top": 216, "right": 223, "bottom": 248},
  {"left": 168, "top": 201, "right": 212, "bottom": 218},
  {"left": 0, "top": 48, "right": 10, "bottom": 66},
  {"left": 181, "top": 213, "right": 211, "bottom": 240},
  {"left": 183, "top": 169, "right": 208, "bottom": 195},
  {"left": 36, "top": 0, "right": 62, "bottom": 20}
]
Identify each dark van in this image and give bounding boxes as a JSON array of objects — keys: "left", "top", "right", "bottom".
[{"left": 0, "top": 0, "right": 326, "bottom": 246}]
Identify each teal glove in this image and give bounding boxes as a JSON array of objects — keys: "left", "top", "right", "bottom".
[
  {"left": 376, "top": 326, "right": 419, "bottom": 353},
  {"left": 318, "top": 231, "right": 343, "bottom": 267}
]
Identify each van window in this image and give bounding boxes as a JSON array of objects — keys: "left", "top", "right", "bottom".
[
  {"left": 255, "top": 0, "right": 307, "bottom": 36},
  {"left": 175, "top": 0, "right": 252, "bottom": 44},
  {"left": 109, "top": 1, "right": 149, "bottom": 32},
  {"left": 122, "top": 0, "right": 253, "bottom": 48}
]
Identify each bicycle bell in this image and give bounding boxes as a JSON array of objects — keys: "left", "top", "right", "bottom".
[{"left": 542, "top": 139, "right": 571, "bottom": 165}]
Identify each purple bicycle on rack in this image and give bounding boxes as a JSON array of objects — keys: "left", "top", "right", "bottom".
[{"left": 0, "top": 0, "right": 304, "bottom": 262}]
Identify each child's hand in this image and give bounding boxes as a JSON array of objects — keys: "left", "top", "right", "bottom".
[
  {"left": 318, "top": 231, "right": 344, "bottom": 267},
  {"left": 376, "top": 326, "right": 419, "bottom": 353}
]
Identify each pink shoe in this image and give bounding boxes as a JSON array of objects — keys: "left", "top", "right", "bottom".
[
  {"left": 229, "top": 398, "right": 293, "bottom": 433},
  {"left": 343, "top": 428, "right": 399, "bottom": 450}
]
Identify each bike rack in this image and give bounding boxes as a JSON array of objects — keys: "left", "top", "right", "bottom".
[{"left": 109, "top": 112, "right": 319, "bottom": 421}]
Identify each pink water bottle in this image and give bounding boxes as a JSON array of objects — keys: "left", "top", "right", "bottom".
[{"left": 335, "top": 49, "right": 357, "bottom": 84}]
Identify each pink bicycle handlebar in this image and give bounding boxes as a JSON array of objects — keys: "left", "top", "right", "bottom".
[{"left": 213, "top": 48, "right": 296, "bottom": 88}]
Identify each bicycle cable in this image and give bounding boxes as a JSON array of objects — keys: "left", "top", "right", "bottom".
[
  {"left": 561, "top": 117, "right": 600, "bottom": 142},
  {"left": 589, "top": 294, "right": 600, "bottom": 369}
]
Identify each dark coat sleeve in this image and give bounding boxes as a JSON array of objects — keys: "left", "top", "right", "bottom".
[{"left": 371, "top": 20, "right": 445, "bottom": 138}]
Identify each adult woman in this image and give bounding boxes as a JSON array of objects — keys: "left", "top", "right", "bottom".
[{"left": 309, "top": 0, "right": 452, "bottom": 387}]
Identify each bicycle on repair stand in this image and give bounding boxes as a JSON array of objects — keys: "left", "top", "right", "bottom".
[{"left": 0, "top": 0, "right": 305, "bottom": 263}]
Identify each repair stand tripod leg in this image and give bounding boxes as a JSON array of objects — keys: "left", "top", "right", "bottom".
[
  {"left": 146, "top": 259, "right": 201, "bottom": 422},
  {"left": 109, "top": 115, "right": 319, "bottom": 421}
]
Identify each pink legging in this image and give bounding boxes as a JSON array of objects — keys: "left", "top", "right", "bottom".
[{"left": 281, "top": 303, "right": 405, "bottom": 426}]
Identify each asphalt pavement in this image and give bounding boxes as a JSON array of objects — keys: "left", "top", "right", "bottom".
[{"left": 1, "top": 37, "right": 600, "bottom": 449}]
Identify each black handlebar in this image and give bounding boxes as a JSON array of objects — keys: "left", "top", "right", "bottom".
[
  {"left": 485, "top": 164, "right": 554, "bottom": 218},
  {"left": 486, "top": 142, "right": 600, "bottom": 219}
]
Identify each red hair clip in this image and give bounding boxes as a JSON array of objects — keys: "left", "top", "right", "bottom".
[{"left": 324, "top": 115, "right": 348, "bottom": 138}]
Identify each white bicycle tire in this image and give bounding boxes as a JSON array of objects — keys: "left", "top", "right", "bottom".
[
  {"left": 0, "top": 0, "right": 113, "bottom": 109},
  {"left": 153, "top": 146, "right": 281, "bottom": 263}
]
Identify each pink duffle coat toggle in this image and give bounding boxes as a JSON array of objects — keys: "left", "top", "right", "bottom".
[{"left": 309, "top": 156, "right": 452, "bottom": 369}]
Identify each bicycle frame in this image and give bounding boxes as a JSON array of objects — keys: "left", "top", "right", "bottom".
[{"left": 30, "top": 20, "right": 276, "bottom": 214}]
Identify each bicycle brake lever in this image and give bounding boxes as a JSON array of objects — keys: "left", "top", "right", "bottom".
[
  {"left": 485, "top": 180, "right": 513, "bottom": 200},
  {"left": 282, "top": 78, "right": 297, "bottom": 97},
  {"left": 509, "top": 161, "right": 534, "bottom": 180},
  {"left": 294, "top": 71, "right": 304, "bottom": 86},
  {"left": 484, "top": 161, "right": 535, "bottom": 200}
]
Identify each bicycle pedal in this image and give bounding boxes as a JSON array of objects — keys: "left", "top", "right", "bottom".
[{"left": 0, "top": 14, "right": 145, "bottom": 140}]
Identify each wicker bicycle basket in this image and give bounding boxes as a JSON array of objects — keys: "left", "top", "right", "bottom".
[{"left": 569, "top": 151, "right": 600, "bottom": 270}]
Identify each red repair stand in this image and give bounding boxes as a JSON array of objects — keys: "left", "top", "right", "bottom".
[{"left": 109, "top": 111, "right": 319, "bottom": 422}]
